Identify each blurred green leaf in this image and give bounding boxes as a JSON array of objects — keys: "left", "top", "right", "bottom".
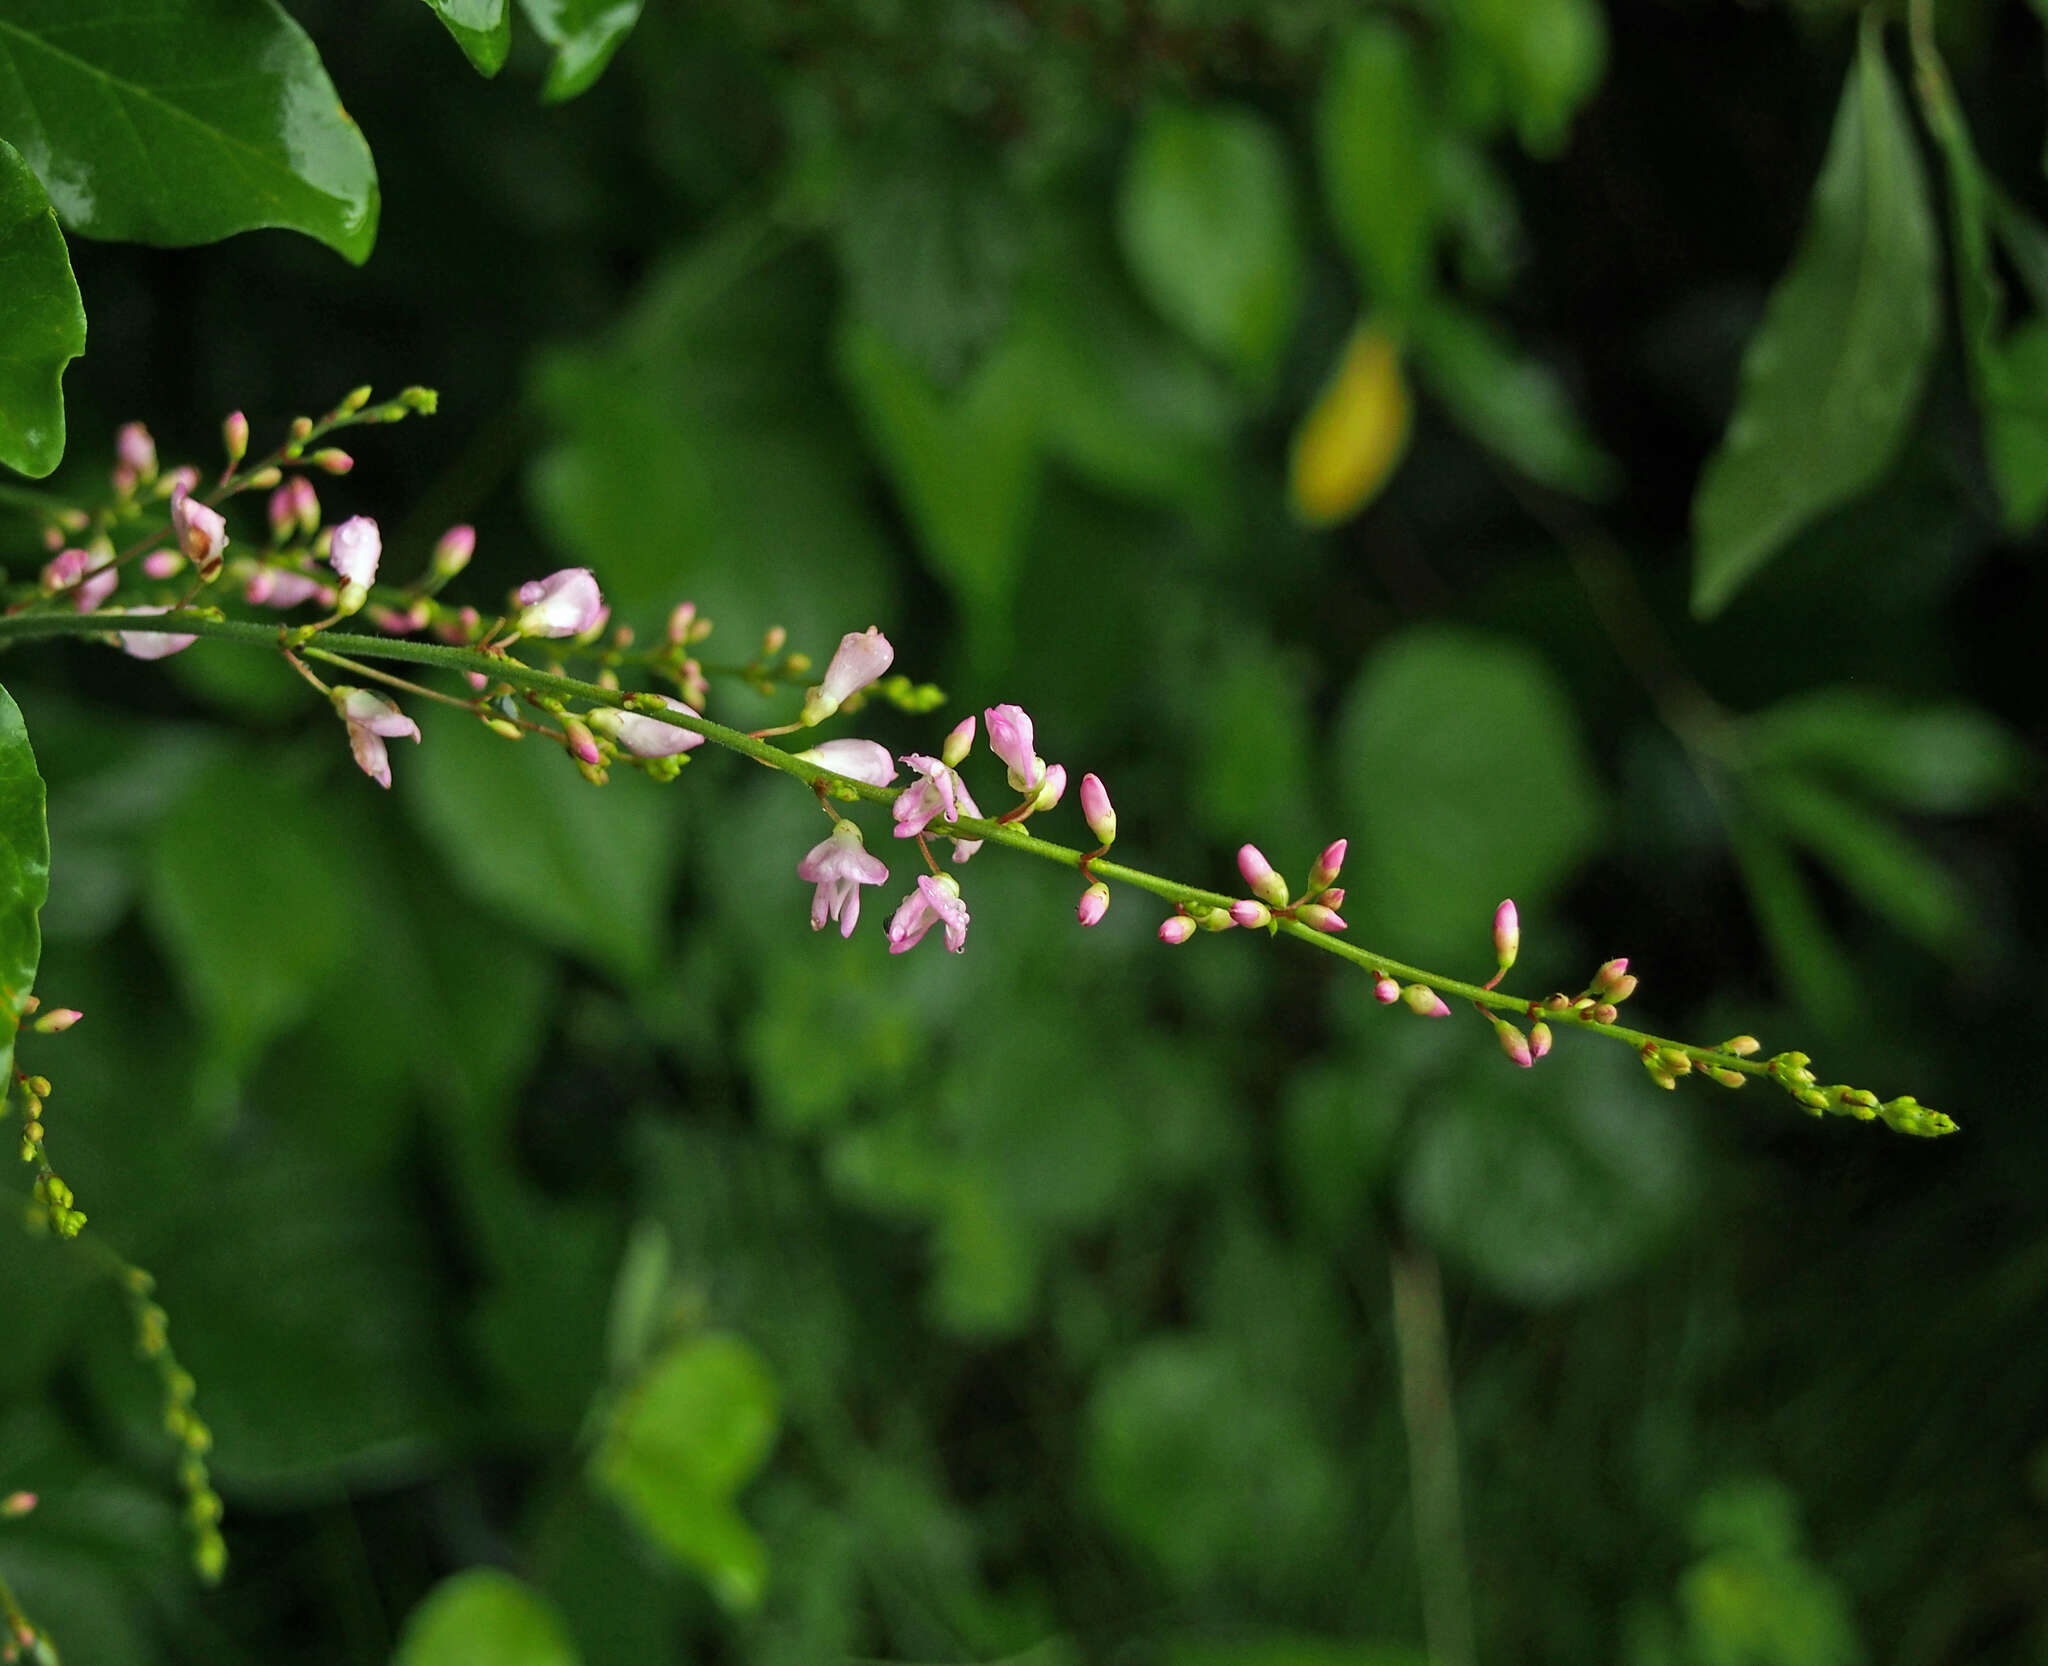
[
  {"left": 1742, "top": 688, "right": 2029, "bottom": 813},
  {"left": 1317, "top": 20, "right": 1437, "bottom": 315},
  {"left": 0, "top": 0, "right": 378, "bottom": 261},
  {"left": 1118, "top": 103, "right": 1303, "bottom": 380},
  {"left": 590, "top": 1332, "right": 781, "bottom": 1611},
  {"left": 1751, "top": 773, "right": 1971, "bottom": 962},
  {"left": 1332, "top": 626, "right": 1603, "bottom": 967},
  {"left": 1721, "top": 809, "right": 1857, "bottom": 1035},
  {"left": 1691, "top": 16, "right": 1936, "bottom": 617},
  {"left": 404, "top": 704, "right": 677, "bottom": 985},
  {"left": 420, "top": 0, "right": 512, "bottom": 76},
  {"left": 394, "top": 1569, "right": 585, "bottom": 1666},
  {"left": 1170, "top": 1642, "right": 1427, "bottom": 1666},
  {"left": 1676, "top": 1481, "right": 1864, "bottom": 1666},
  {"left": 519, "top": 0, "right": 644, "bottom": 102},
  {"left": 1978, "top": 322, "right": 2048, "bottom": 529},
  {"left": 605, "top": 1217, "right": 673, "bottom": 1380},
  {"left": 1402, "top": 1039, "right": 1694, "bottom": 1304},
  {"left": 1445, "top": 0, "right": 1607, "bottom": 155},
  {"left": 1411, "top": 298, "right": 1619, "bottom": 498},
  {"left": 0, "top": 681, "right": 45, "bottom": 1088},
  {"left": 0, "top": 138, "right": 81, "bottom": 478}
]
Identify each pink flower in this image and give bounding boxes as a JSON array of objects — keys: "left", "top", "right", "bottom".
[
  {"left": 245, "top": 568, "right": 328, "bottom": 609},
  {"left": 327, "top": 515, "right": 381, "bottom": 587},
  {"left": 887, "top": 873, "right": 970, "bottom": 954},
  {"left": 801, "top": 627, "right": 894, "bottom": 725},
  {"left": 169, "top": 485, "right": 228, "bottom": 580},
  {"left": 892, "top": 753, "right": 961, "bottom": 838},
  {"left": 514, "top": 568, "right": 605, "bottom": 638},
  {"left": 1077, "top": 881, "right": 1109, "bottom": 927},
  {"left": 797, "top": 821, "right": 889, "bottom": 938},
  {"left": 984, "top": 703, "right": 1043, "bottom": 792},
  {"left": 1032, "top": 763, "right": 1067, "bottom": 811},
  {"left": 332, "top": 686, "right": 421, "bottom": 788},
  {"left": 432, "top": 525, "right": 475, "bottom": 577},
  {"left": 793, "top": 738, "right": 897, "bottom": 787},
  {"left": 115, "top": 422, "right": 156, "bottom": 483},
  {"left": 115, "top": 606, "right": 196, "bottom": 660},
  {"left": 268, "top": 476, "right": 320, "bottom": 541},
  {"left": 1081, "top": 773, "right": 1117, "bottom": 846},
  {"left": 44, "top": 546, "right": 116, "bottom": 610},
  {"left": 140, "top": 550, "right": 182, "bottom": 581},
  {"left": 590, "top": 696, "right": 704, "bottom": 759}
]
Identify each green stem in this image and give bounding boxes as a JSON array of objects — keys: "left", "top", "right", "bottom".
[{"left": 1389, "top": 1237, "right": 1475, "bottom": 1666}]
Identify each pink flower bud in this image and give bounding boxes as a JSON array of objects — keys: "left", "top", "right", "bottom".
[
  {"left": 1720, "top": 1035, "right": 1761, "bottom": 1057},
  {"left": 433, "top": 524, "right": 475, "bottom": 577},
  {"left": 589, "top": 696, "right": 704, "bottom": 759},
  {"left": 1236, "top": 844, "right": 1290, "bottom": 909},
  {"left": 245, "top": 568, "right": 327, "bottom": 609},
  {"left": 1591, "top": 1003, "right": 1619, "bottom": 1025},
  {"left": 115, "top": 606, "right": 197, "bottom": 660},
  {"left": 1295, "top": 904, "right": 1346, "bottom": 933},
  {"left": 1319, "top": 886, "right": 1345, "bottom": 910},
  {"left": 0, "top": 1491, "right": 35, "bottom": 1519},
  {"left": 666, "top": 601, "right": 697, "bottom": 644},
  {"left": 1494, "top": 1018, "right": 1533, "bottom": 1068},
  {"left": 1080, "top": 773, "right": 1117, "bottom": 846},
  {"left": 169, "top": 485, "right": 228, "bottom": 580},
  {"left": 141, "top": 550, "right": 182, "bottom": 581},
  {"left": 31, "top": 1008, "right": 81, "bottom": 1034},
  {"left": 1605, "top": 973, "right": 1638, "bottom": 1004},
  {"left": 1076, "top": 881, "right": 1109, "bottom": 927},
  {"left": 984, "top": 703, "right": 1042, "bottom": 792},
  {"left": 1402, "top": 984, "right": 1450, "bottom": 1018},
  {"left": 801, "top": 627, "right": 893, "bottom": 724},
  {"left": 1529, "top": 1022, "right": 1553, "bottom": 1060},
  {"left": 793, "top": 738, "right": 897, "bottom": 788},
  {"left": 1492, "top": 899, "right": 1519, "bottom": 971},
  {"left": 291, "top": 476, "right": 321, "bottom": 537},
  {"left": 222, "top": 410, "right": 249, "bottom": 467},
  {"left": 514, "top": 568, "right": 606, "bottom": 638},
  {"left": 1158, "top": 914, "right": 1197, "bottom": 945},
  {"left": 115, "top": 422, "right": 156, "bottom": 481},
  {"left": 1374, "top": 974, "right": 1399, "bottom": 1004},
  {"left": 1307, "top": 838, "right": 1347, "bottom": 893},
  {"left": 560, "top": 715, "right": 603, "bottom": 769},
  {"left": 326, "top": 516, "right": 381, "bottom": 588},
  {"left": 940, "top": 714, "right": 976, "bottom": 768},
  {"left": 1033, "top": 762, "right": 1067, "bottom": 812},
  {"left": 311, "top": 448, "right": 354, "bottom": 474},
  {"left": 1230, "top": 898, "right": 1271, "bottom": 929},
  {"left": 1592, "top": 958, "right": 1628, "bottom": 994}
]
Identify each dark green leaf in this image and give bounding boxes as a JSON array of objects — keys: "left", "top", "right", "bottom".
[
  {"left": 1170, "top": 1642, "right": 1427, "bottom": 1666},
  {"left": 1444, "top": 0, "right": 1607, "bottom": 155},
  {"left": 1317, "top": 20, "right": 1437, "bottom": 315},
  {"left": 0, "top": 138, "right": 81, "bottom": 478},
  {"left": 1721, "top": 809, "right": 1857, "bottom": 1035},
  {"left": 1690, "top": 16, "right": 1936, "bottom": 618},
  {"left": 1743, "top": 688, "right": 2029, "bottom": 813},
  {"left": 1411, "top": 298, "right": 1618, "bottom": 497},
  {"left": 0, "top": 680, "right": 48, "bottom": 1087},
  {"left": 518, "top": 0, "right": 644, "bottom": 103},
  {"left": 395, "top": 1569, "right": 585, "bottom": 1666},
  {"left": 0, "top": 0, "right": 378, "bottom": 262},
  {"left": 590, "top": 1333, "right": 780, "bottom": 1611},
  {"left": 1117, "top": 103, "right": 1303, "bottom": 380},
  {"left": 1332, "top": 626, "right": 1604, "bottom": 967},
  {"left": 419, "top": 0, "right": 512, "bottom": 77}
]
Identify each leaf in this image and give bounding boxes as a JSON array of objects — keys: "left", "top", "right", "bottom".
[
  {"left": 1317, "top": 20, "right": 1437, "bottom": 315},
  {"left": 1444, "top": 0, "right": 1607, "bottom": 156},
  {"left": 1170, "top": 1642, "right": 1428, "bottom": 1666},
  {"left": 1288, "top": 320, "right": 1413, "bottom": 527},
  {"left": 589, "top": 1333, "right": 781, "bottom": 1611},
  {"left": 1689, "top": 15, "right": 1937, "bottom": 617},
  {"left": 1720, "top": 809, "right": 1857, "bottom": 1036},
  {"left": 0, "top": 0, "right": 379, "bottom": 263},
  {"left": 1401, "top": 1040, "right": 1694, "bottom": 1305},
  {"left": 0, "top": 682, "right": 45, "bottom": 1088},
  {"left": 1331, "top": 626, "right": 1604, "bottom": 967},
  {"left": 395, "top": 1569, "right": 585, "bottom": 1666},
  {"left": 0, "top": 138, "right": 81, "bottom": 478},
  {"left": 517, "top": 0, "right": 645, "bottom": 103},
  {"left": 1410, "top": 298, "right": 1619, "bottom": 498},
  {"left": 419, "top": 0, "right": 513, "bottom": 77},
  {"left": 1742, "top": 688, "right": 2029, "bottom": 814},
  {"left": 403, "top": 703, "right": 678, "bottom": 985},
  {"left": 1117, "top": 103, "right": 1303, "bottom": 381}
]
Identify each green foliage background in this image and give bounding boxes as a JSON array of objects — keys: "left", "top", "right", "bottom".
[{"left": 0, "top": 0, "right": 2045, "bottom": 1661}]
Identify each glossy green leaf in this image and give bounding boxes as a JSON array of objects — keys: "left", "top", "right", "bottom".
[
  {"left": 1117, "top": 103, "right": 1303, "bottom": 380},
  {"left": 395, "top": 1569, "right": 584, "bottom": 1666},
  {"left": 1690, "top": 16, "right": 1936, "bottom": 618},
  {"left": 1743, "top": 688, "right": 2029, "bottom": 814},
  {"left": 0, "top": 681, "right": 45, "bottom": 1088},
  {"left": 1402, "top": 1040, "right": 1694, "bottom": 1305},
  {"left": 518, "top": 0, "right": 645, "bottom": 103},
  {"left": 1332, "top": 626, "right": 1604, "bottom": 967},
  {"left": 0, "top": 138, "right": 81, "bottom": 478},
  {"left": 403, "top": 703, "right": 677, "bottom": 985},
  {"left": 419, "top": 0, "right": 512, "bottom": 76},
  {"left": 590, "top": 1333, "right": 780, "bottom": 1611},
  {"left": 0, "top": 0, "right": 378, "bottom": 262},
  {"left": 1411, "top": 298, "right": 1618, "bottom": 497},
  {"left": 1317, "top": 20, "right": 1437, "bottom": 315}
]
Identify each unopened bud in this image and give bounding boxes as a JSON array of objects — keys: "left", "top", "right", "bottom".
[
  {"left": 222, "top": 410, "right": 249, "bottom": 468},
  {"left": 1402, "top": 984, "right": 1450, "bottom": 1018},
  {"left": 287, "top": 416, "right": 314, "bottom": 449},
  {"left": 310, "top": 448, "right": 353, "bottom": 475},
  {"left": 31, "top": 1008, "right": 81, "bottom": 1034},
  {"left": 1647, "top": 1065, "right": 1678, "bottom": 1091},
  {"left": 1374, "top": 974, "right": 1400, "bottom": 1004},
  {"left": 1032, "top": 764, "right": 1067, "bottom": 812},
  {"left": 1656, "top": 1048, "right": 1692, "bottom": 1076},
  {"left": 762, "top": 624, "right": 787, "bottom": 657},
  {"left": 1295, "top": 903, "right": 1346, "bottom": 933},
  {"left": 1158, "top": 915, "right": 1197, "bottom": 945},
  {"left": 1605, "top": 973, "right": 1638, "bottom": 1003},
  {"left": 432, "top": 524, "right": 475, "bottom": 577},
  {"left": 340, "top": 384, "right": 373, "bottom": 415},
  {"left": 484, "top": 717, "right": 523, "bottom": 740},
  {"left": 1528, "top": 1022, "right": 1553, "bottom": 1059},
  {"left": 398, "top": 385, "right": 438, "bottom": 413},
  {"left": 1307, "top": 838, "right": 1347, "bottom": 893},
  {"left": 1591, "top": 958, "right": 1629, "bottom": 994},
  {"left": 1077, "top": 882, "right": 1109, "bottom": 927},
  {"left": 1708, "top": 1067, "right": 1745, "bottom": 1089},
  {"left": 941, "top": 714, "right": 976, "bottom": 768},
  {"left": 1081, "top": 773, "right": 1117, "bottom": 846},
  {"left": 1590, "top": 1002, "right": 1619, "bottom": 1025},
  {"left": 666, "top": 601, "right": 697, "bottom": 645},
  {"left": 335, "top": 580, "right": 369, "bottom": 617},
  {"left": 1720, "top": 1035, "right": 1761, "bottom": 1057},
  {"left": 1318, "top": 886, "right": 1345, "bottom": 910},
  {"left": 0, "top": 1492, "right": 34, "bottom": 1519},
  {"left": 1230, "top": 899, "right": 1272, "bottom": 929},
  {"left": 561, "top": 716, "right": 603, "bottom": 768},
  {"left": 1236, "top": 844, "right": 1290, "bottom": 909}
]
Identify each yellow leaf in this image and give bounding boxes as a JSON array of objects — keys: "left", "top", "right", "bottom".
[{"left": 1288, "top": 322, "right": 1411, "bottom": 526}]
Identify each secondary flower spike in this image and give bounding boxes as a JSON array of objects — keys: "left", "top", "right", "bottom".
[
  {"left": 514, "top": 568, "right": 605, "bottom": 638},
  {"left": 798, "top": 822, "right": 889, "bottom": 938},
  {"left": 332, "top": 686, "right": 421, "bottom": 788},
  {"left": 887, "top": 873, "right": 970, "bottom": 954},
  {"left": 802, "top": 627, "right": 893, "bottom": 726}
]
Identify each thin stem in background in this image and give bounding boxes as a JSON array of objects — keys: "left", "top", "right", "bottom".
[{"left": 1389, "top": 1236, "right": 1476, "bottom": 1666}]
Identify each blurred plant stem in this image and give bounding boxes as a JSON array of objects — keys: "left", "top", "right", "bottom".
[{"left": 1389, "top": 1235, "right": 1476, "bottom": 1666}]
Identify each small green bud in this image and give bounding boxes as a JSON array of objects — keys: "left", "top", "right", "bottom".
[
  {"left": 398, "top": 385, "right": 439, "bottom": 413},
  {"left": 1708, "top": 1067, "right": 1745, "bottom": 1089},
  {"left": 339, "top": 385, "right": 373, "bottom": 414}
]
